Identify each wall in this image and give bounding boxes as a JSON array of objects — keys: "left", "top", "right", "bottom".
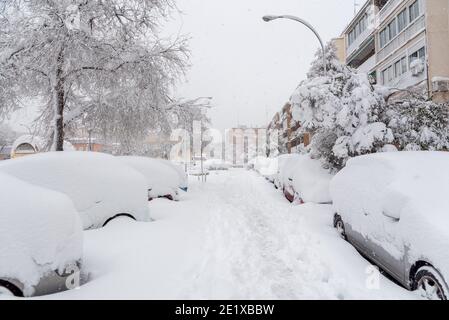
[{"left": 426, "top": 0, "right": 449, "bottom": 102}]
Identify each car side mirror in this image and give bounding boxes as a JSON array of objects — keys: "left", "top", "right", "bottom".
[{"left": 382, "top": 210, "right": 400, "bottom": 222}]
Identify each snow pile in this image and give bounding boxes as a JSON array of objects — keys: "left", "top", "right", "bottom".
[
  {"left": 203, "top": 159, "right": 231, "bottom": 171},
  {"left": 119, "top": 156, "right": 181, "bottom": 200},
  {"left": 0, "top": 172, "right": 83, "bottom": 296},
  {"left": 0, "top": 152, "right": 150, "bottom": 230},
  {"left": 331, "top": 152, "right": 449, "bottom": 283},
  {"left": 290, "top": 155, "right": 333, "bottom": 204}
]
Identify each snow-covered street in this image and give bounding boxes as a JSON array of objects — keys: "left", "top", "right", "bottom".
[{"left": 42, "top": 169, "right": 416, "bottom": 300}]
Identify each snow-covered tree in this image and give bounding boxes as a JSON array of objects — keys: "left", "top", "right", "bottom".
[
  {"left": 381, "top": 95, "right": 449, "bottom": 151},
  {"left": 0, "top": 123, "right": 16, "bottom": 149},
  {"left": 0, "top": 0, "right": 188, "bottom": 151},
  {"left": 291, "top": 43, "right": 392, "bottom": 170}
]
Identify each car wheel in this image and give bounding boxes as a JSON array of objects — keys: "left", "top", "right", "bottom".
[
  {"left": 414, "top": 266, "right": 449, "bottom": 300},
  {"left": 0, "top": 280, "right": 23, "bottom": 297},
  {"left": 102, "top": 213, "right": 137, "bottom": 227},
  {"left": 334, "top": 215, "right": 347, "bottom": 240}
]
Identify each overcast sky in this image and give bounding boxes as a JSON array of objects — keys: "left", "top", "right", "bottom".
[{"left": 167, "top": 0, "right": 355, "bottom": 130}]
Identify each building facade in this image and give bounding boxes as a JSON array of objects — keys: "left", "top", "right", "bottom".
[{"left": 341, "top": 0, "right": 449, "bottom": 102}]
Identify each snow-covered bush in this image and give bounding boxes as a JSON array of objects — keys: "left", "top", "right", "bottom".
[
  {"left": 290, "top": 43, "right": 392, "bottom": 170},
  {"left": 381, "top": 96, "right": 449, "bottom": 151}
]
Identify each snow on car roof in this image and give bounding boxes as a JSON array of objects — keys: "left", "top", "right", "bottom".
[
  {"left": 0, "top": 152, "right": 150, "bottom": 230},
  {"left": 333, "top": 151, "right": 449, "bottom": 224}
]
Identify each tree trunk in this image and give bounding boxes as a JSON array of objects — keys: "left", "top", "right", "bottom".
[{"left": 54, "top": 49, "right": 65, "bottom": 151}]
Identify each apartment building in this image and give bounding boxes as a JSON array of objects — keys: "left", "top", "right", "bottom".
[
  {"left": 266, "top": 102, "right": 306, "bottom": 156},
  {"left": 340, "top": 0, "right": 449, "bottom": 102}
]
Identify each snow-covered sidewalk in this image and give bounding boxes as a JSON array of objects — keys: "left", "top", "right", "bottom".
[{"left": 40, "top": 169, "right": 415, "bottom": 300}]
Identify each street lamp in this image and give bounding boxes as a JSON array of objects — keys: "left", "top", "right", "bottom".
[{"left": 262, "top": 15, "right": 327, "bottom": 73}]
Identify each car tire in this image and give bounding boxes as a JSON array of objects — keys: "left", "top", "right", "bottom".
[
  {"left": 0, "top": 280, "right": 24, "bottom": 297},
  {"left": 102, "top": 213, "right": 137, "bottom": 227},
  {"left": 333, "top": 215, "right": 347, "bottom": 240},
  {"left": 413, "top": 266, "right": 449, "bottom": 300}
]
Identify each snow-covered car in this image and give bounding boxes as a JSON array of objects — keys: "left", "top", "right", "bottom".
[
  {"left": 331, "top": 152, "right": 449, "bottom": 300},
  {"left": 0, "top": 172, "right": 83, "bottom": 297},
  {"left": 203, "top": 159, "right": 231, "bottom": 171},
  {"left": 119, "top": 156, "right": 181, "bottom": 201},
  {"left": 0, "top": 152, "right": 150, "bottom": 230},
  {"left": 249, "top": 156, "right": 278, "bottom": 183},
  {"left": 278, "top": 154, "right": 333, "bottom": 204},
  {"left": 157, "top": 159, "right": 189, "bottom": 192},
  {"left": 274, "top": 154, "right": 303, "bottom": 190}
]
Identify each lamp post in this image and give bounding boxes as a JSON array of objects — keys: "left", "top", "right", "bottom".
[{"left": 262, "top": 15, "right": 327, "bottom": 73}]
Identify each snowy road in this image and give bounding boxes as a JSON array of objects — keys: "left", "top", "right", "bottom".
[{"left": 44, "top": 169, "right": 415, "bottom": 300}]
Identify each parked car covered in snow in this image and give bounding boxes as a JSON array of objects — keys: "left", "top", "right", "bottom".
[
  {"left": 249, "top": 156, "right": 278, "bottom": 183},
  {"left": 157, "top": 159, "right": 189, "bottom": 192},
  {"left": 119, "top": 156, "right": 181, "bottom": 201},
  {"left": 331, "top": 152, "right": 449, "bottom": 300},
  {"left": 203, "top": 159, "right": 231, "bottom": 171},
  {"left": 278, "top": 154, "right": 333, "bottom": 204},
  {"left": 0, "top": 172, "right": 83, "bottom": 297},
  {"left": 273, "top": 154, "right": 303, "bottom": 191},
  {"left": 0, "top": 152, "right": 150, "bottom": 230}
]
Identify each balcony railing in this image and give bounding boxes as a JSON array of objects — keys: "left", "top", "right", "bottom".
[
  {"left": 378, "top": 0, "right": 403, "bottom": 22},
  {"left": 347, "top": 26, "right": 374, "bottom": 58},
  {"left": 377, "top": 14, "right": 425, "bottom": 62}
]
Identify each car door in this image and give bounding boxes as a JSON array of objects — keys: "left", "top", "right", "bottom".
[{"left": 364, "top": 212, "right": 406, "bottom": 284}]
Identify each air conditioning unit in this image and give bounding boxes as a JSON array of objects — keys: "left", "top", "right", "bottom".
[{"left": 410, "top": 59, "right": 425, "bottom": 77}]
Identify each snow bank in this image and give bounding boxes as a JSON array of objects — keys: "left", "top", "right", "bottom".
[
  {"left": 0, "top": 173, "right": 83, "bottom": 296},
  {"left": 119, "top": 156, "right": 181, "bottom": 200},
  {"left": 290, "top": 155, "right": 333, "bottom": 204},
  {"left": 0, "top": 152, "right": 150, "bottom": 230},
  {"left": 331, "top": 152, "right": 449, "bottom": 282}
]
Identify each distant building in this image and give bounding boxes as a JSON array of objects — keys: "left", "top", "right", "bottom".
[
  {"left": 69, "top": 138, "right": 111, "bottom": 153},
  {"left": 10, "top": 135, "right": 75, "bottom": 158},
  {"left": 267, "top": 102, "right": 308, "bottom": 156},
  {"left": 225, "top": 126, "right": 266, "bottom": 166},
  {"left": 339, "top": 0, "right": 449, "bottom": 102}
]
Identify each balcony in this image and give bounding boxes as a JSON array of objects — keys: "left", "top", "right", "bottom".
[
  {"left": 378, "top": 0, "right": 403, "bottom": 22},
  {"left": 347, "top": 26, "right": 375, "bottom": 58},
  {"left": 377, "top": 14, "right": 425, "bottom": 62}
]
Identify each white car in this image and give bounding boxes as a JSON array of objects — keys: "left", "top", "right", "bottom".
[
  {"left": 331, "top": 152, "right": 449, "bottom": 300},
  {"left": 0, "top": 172, "right": 83, "bottom": 297},
  {"left": 119, "top": 156, "right": 181, "bottom": 201},
  {"left": 0, "top": 152, "right": 150, "bottom": 230}
]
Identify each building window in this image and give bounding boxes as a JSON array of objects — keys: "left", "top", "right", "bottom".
[
  {"left": 388, "top": 19, "right": 397, "bottom": 40},
  {"left": 409, "top": 46, "right": 426, "bottom": 65},
  {"left": 397, "top": 8, "right": 408, "bottom": 33},
  {"left": 409, "top": 0, "right": 420, "bottom": 22},
  {"left": 348, "top": 13, "right": 369, "bottom": 47},
  {"left": 401, "top": 56, "right": 407, "bottom": 74},
  {"left": 380, "top": 27, "right": 388, "bottom": 48}
]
